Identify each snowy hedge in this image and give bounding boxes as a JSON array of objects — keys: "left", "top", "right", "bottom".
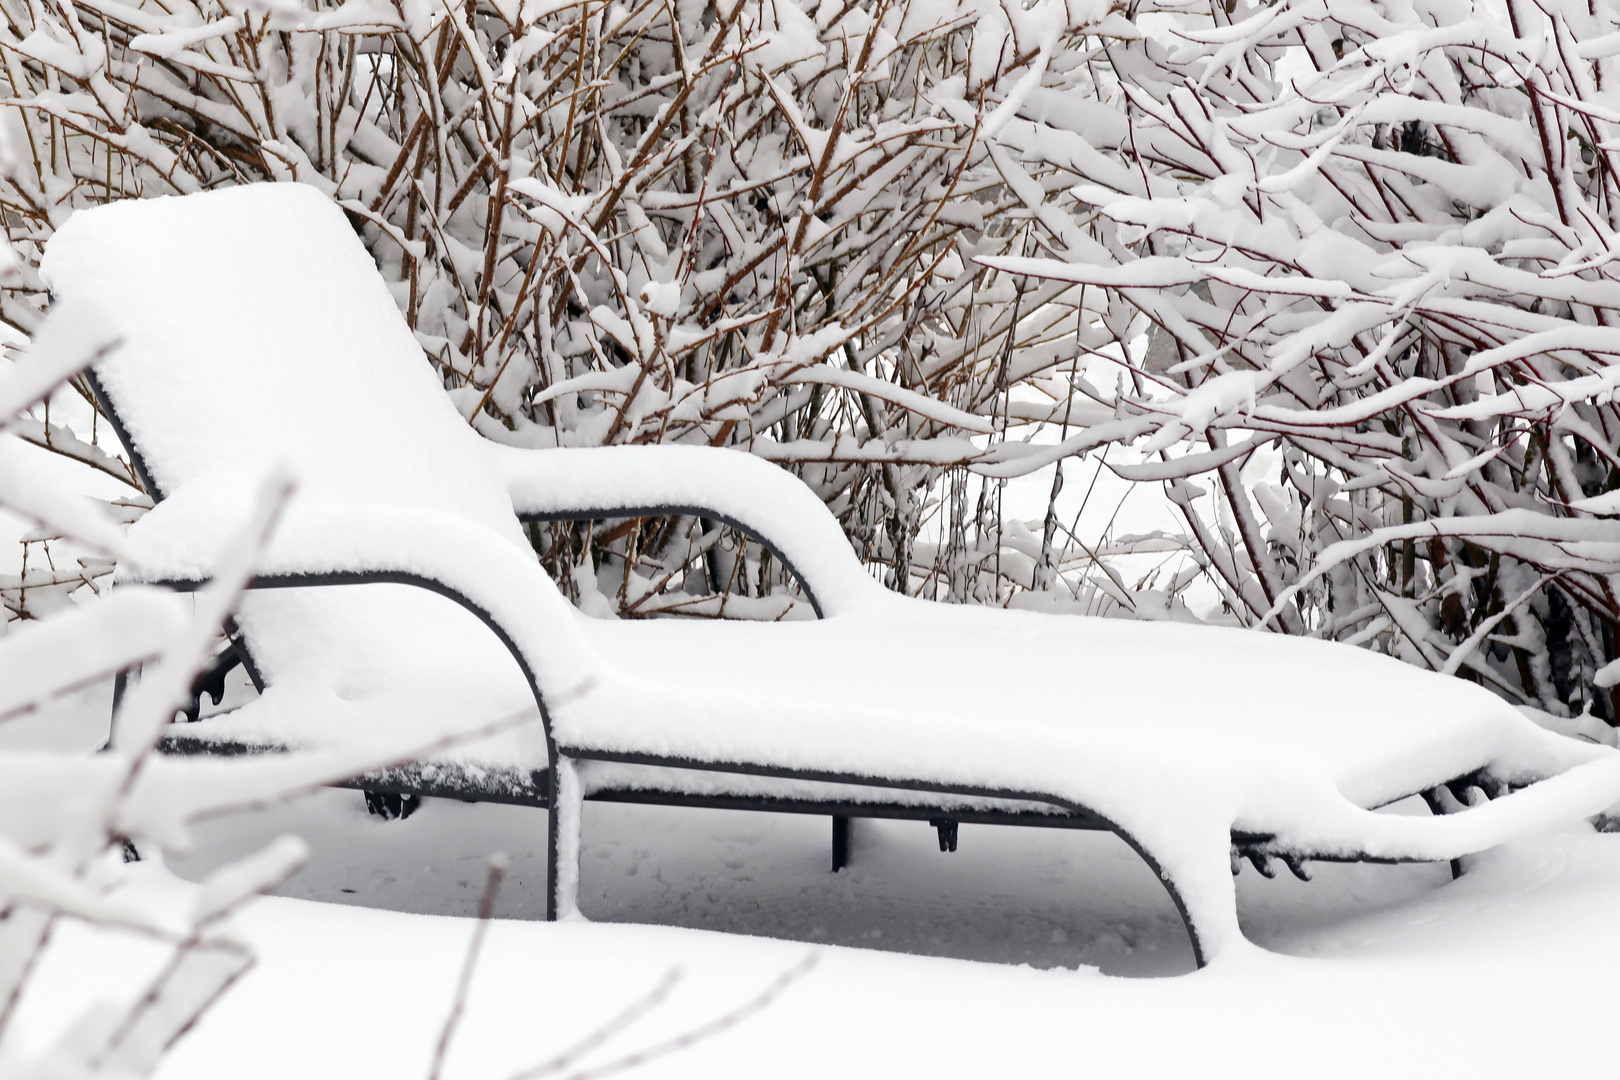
[
  {"left": 0, "top": 0, "right": 1108, "bottom": 613},
  {"left": 984, "top": 0, "right": 1620, "bottom": 723}
]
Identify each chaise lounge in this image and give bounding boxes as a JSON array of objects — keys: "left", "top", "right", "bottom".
[{"left": 41, "top": 182, "right": 1620, "bottom": 967}]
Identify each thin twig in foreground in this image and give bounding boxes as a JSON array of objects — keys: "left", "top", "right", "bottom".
[
  {"left": 517, "top": 951, "right": 819, "bottom": 1080},
  {"left": 506, "top": 968, "right": 683, "bottom": 1080},
  {"left": 428, "top": 853, "right": 509, "bottom": 1080}
]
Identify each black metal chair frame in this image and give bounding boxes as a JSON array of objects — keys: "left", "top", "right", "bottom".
[{"left": 95, "top": 372, "right": 1489, "bottom": 971}]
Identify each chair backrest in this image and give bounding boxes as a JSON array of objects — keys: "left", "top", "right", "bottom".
[
  {"left": 42, "top": 183, "right": 527, "bottom": 541},
  {"left": 41, "top": 184, "right": 540, "bottom": 691}
]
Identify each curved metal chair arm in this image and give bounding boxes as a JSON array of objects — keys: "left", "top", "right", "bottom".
[
  {"left": 117, "top": 489, "right": 605, "bottom": 738},
  {"left": 483, "top": 443, "right": 890, "bottom": 619}
]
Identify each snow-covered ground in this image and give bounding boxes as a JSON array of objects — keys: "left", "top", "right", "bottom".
[{"left": 10, "top": 682, "right": 1620, "bottom": 1078}]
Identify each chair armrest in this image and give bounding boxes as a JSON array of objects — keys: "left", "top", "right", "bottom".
[
  {"left": 481, "top": 443, "right": 887, "bottom": 618},
  {"left": 118, "top": 478, "right": 602, "bottom": 709},
  {"left": 1251, "top": 750, "right": 1620, "bottom": 865}
]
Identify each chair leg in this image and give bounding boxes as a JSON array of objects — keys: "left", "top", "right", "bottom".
[
  {"left": 547, "top": 756, "right": 584, "bottom": 920},
  {"left": 1419, "top": 787, "right": 1467, "bottom": 880},
  {"left": 831, "top": 815, "right": 851, "bottom": 872},
  {"left": 1111, "top": 820, "right": 1242, "bottom": 969},
  {"left": 112, "top": 666, "right": 132, "bottom": 718},
  {"left": 104, "top": 664, "right": 142, "bottom": 754},
  {"left": 363, "top": 790, "right": 420, "bottom": 820}
]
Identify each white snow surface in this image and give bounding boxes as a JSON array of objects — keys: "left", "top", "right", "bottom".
[
  {"left": 39, "top": 183, "right": 1620, "bottom": 960},
  {"left": 13, "top": 688, "right": 1620, "bottom": 1077},
  {"left": 4, "top": 707, "right": 1618, "bottom": 1080}
]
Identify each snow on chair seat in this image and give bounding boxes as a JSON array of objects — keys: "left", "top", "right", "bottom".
[{"left": 41, "top": 182, "right": 1620, "bottom": 968}]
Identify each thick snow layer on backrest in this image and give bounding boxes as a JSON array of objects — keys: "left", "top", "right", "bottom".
[
  {"left": 41, "top": 185, "right": 544, "bottom": 691},
  {"left": 40, "top": 184, "right": 527, "bottom": 549}
]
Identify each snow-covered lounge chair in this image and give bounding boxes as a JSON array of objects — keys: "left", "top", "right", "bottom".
[{"left": 42, "top": 183, "right": 1620, "bottom": 967}]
